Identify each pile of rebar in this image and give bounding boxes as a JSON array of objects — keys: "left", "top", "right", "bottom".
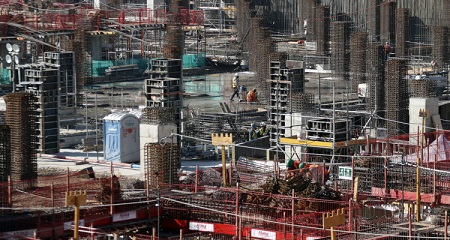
[
  {"left": 144, "top": 143, "right": 180, "bottom": 189},
  {"left": 331, "top": 21, "right": 351, "bottom": 80},
  {"left": 395, "top": 8, "right": 409, "bottom": 58},
  {"left": 366, "top": 44, "right": 385, "bottom": 114},
  {"left": 4, "top": 92, "right": 38, "bottom": 184},
  {"left": 385, "top": 59, "right": 408, "bottom": 137},
  {"left": 432, "top": 26, "right": 449, "bottom": 70},
  {"left": 410, "top": 79, "right": 437, "bottom": 98},
  {"left": 315, "top": 5, "right": 330, "bottom": 55},
  {"left": 350, "top": 32, "right": 368, "bottom": 92},
  {"left": 141, "top": 107, "right": 175, "bottom": 124}
]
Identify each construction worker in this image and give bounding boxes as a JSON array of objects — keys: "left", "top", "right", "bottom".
[
  {"left": 230, "top": 73, "right": 240, "bottom": 101},
  {"left": 246, "top": 88, "right": 258, "bottom": 102},
  {"left": 257, "top": 122, "right": 269, "bottom": 137},
  {"left": 384, "top": 42, "right": 391, "bottom": 60},
  {"left": 248, "top": 123, "right": 258, "bottom": 141}
]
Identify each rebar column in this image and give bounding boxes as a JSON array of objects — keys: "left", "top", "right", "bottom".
[
  {"left": 350, "top": 32, "right": 368, "bottom": 92},
  {"left": 432, "top": 26, "right": 449, "bottom": 71},
  {"left": 368, "top": 0, "right": 381, "bottom": 42},
  {"left": 144, "top": 143, "right": 180, "bottom": 189},
  {"left": 366, "top": 44, "right": 385, "bottom": 114},
  {"left": 316, "top": 5, "right": 330, "bottom": 55},
  {"left": 331, "top": 21, "right": 352, "bottom": 80},
  {"left": 395, "top": 8, "right": 410, "bottom": 58},
  {"left": 385, "top": 59, "right": 408, "bottom": 137},
  {"left": 4, "top": 92, "right": 38, "bottom": 184},
  {"left": 380, "top": 1, "right": 397, "bottom": 45}
]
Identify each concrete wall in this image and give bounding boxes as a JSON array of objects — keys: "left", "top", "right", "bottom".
[{"left": 409, "top": 98, "right": 439, "bottom": 145}]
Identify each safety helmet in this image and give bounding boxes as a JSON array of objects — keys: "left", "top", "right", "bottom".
[
  {"left": 299, "top": 162, "right": 306, "bottom": 169},
  {"left": 251, "top": 123, "right": 257, "bottom": 128},
  {"left": 260, "top": 122, "right": 266, "bottom": 127},
  {"left": 286, "top": 158, "right": 294, "bottom": 168},
  {"left": 235, "top": 73, "right": 239, "bottom": 76}
]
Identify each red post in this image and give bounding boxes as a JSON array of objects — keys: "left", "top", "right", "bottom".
[
  {"left": 90, "top": 222, "right": 95, "bottom": 240},
  {"left": 179, "top": 229, "right": 183, "bottom": 240},
  {"left": 152, "top": 227, "right": 156, "bottom": 240},
  {"left": 110, "top": 162, "right": 114, "bottom": 215},
  {"left": 408, "top": 205, "right": 412, "bottom": 240},
  {"left": 349, "top": 199, "right": 353, "bottom": 233},
  {"left": 283, "top": 211, "right": 286, "bottom": 239},
  {"left": 66, "top": 167, "right": 70, "bottom": 193},
  {"left": 434, "top": 154, "right": 437, "bottom": 204},
  {"left": 291, "top": 189, "right": 294, "bottom": 237},
  {"left": 445, "top": 210, "right": 448, "bottom": 240},
  {"left": 351, "top": 156, "right": 354, "bottom": 197},
  {"left": 7, "top": 175, "right": 11, "bottom": 207},
  {"left": 235, "top": 183, "right": 239, "bottom": 238},
  {"left": 384, "top": 157, "right": 388, "bottom": 195},
  {"left": 195, "top": 165, "right": 199, "bottom": 193}
]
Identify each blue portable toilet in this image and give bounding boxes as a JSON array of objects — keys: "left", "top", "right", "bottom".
[{"left": 103, "top": 112, "right": 140, "bottom": 163}]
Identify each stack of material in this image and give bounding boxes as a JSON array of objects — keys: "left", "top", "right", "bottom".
[
  {"left": 366, "top": 44, "right": 385, "bottom": 114},
  {"left": 144, "top": 143, "right": 180, "bottom": 189},
  {"left": 315, "top": 5, "right": 330, "bottom": 55},
  {"left": 432, "top": 26, "right": 449, "bottom": 71},
  {"left": 350, "top": 32, "right": 368, "bottom": 92},
  {"left": 331, "top": 21, "right": 351, "bottom": 80},
  {"left": 141, "top": 107, "right": 175, "bottom": 124},
  {"left": 395, "top": 8, "right": 409, "bottom": 58},
  {"left": 410, "top": 79, "right": 437, "bottom": 98},
  {"left": 380, "top": 1, "right": 397, "bottom": 44},
  {"left": 4, "top": 92, "right": 38, "bottom": 184},
  {"left": 385, "top": 59, "right": 408, "bottom": 138}
]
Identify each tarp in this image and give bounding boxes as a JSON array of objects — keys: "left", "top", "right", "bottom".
[{"left": 391, "top": 134, "right": 450, "bottom": 164}]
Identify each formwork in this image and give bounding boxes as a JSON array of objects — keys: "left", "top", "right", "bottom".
[
  {"left": 3, "top": 92, "right": 38, "bottom": 183},
  {"left": 315, "top": 5, "right": 330, "bottom": 56},
  {"left": 366, "top": 44, "right": 385, "bottom": 114},
  {"left": 395, "top": 8, "right": 409, "bottom": 58},
  {"left": 380, "top": 1, "right": 397, "bottom": 44},
  {"left": 331, "top": 21, "right": 351, "bottom": 81},
  {"left": 385, "top": 59, "right": 408, "bottom": 138},
  {"left": 432, "top": 26, "right": 449, "bottom": 71},
  {"left": 410, "top": 79, "right": 437, "bottom": 98},
  {"left": 144, "top": 143, "right": 180, "bottom": 189},
  {"left": 350, "top": 32, "right": 368, "bottom": 92}
]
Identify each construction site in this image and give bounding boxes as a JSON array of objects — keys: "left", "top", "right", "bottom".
[{"left": 0, "top": 0, "right": 450, "bottom": 239}]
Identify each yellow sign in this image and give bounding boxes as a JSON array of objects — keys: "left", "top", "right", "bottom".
[{"left": 323, "top": 208, "right": 345, "bottom": 229}]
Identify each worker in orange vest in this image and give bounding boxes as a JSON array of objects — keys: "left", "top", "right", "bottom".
[{"left": 247, "top": 88, "right": 258, "bottom": 102}]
